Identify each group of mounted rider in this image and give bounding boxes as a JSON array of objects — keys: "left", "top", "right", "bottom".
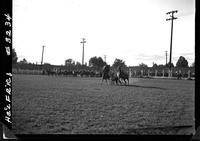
[
  {"left": 42, "top": 65, "right": 129, "bottom": 85},
  {"left": 101, "top": 65, "right": 129, "bottom": 85},
  {"left": 43, "top": 68, "right": 101, "bottom": 77}
]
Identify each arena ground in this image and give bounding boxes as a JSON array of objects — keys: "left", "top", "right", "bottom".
[{"left": 12, "top": 74, "right": 195, "bottom": 135}]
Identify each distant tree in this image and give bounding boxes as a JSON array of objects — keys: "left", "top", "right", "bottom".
[
  {"left": 43, "top": 63, "right": 51, "bottom": 66},
  {"left": 139, "top": 63, "right": 148, "bottom": 68},
  {"left": 19, "top": 58, "right": 28, "bottom": 64},
  {"left": 176, "top": 56, "right": 188, "bottom": 68},
  {"left": 42, "top": 63, "right": 52, "bottom": 69},
  {"left": 65, "top": 59, "right": 75, "bottom": 66},
  {"left": 191, "top": 62, "right": 195, "bottom": 67},
  {"left": 152, "top": 62, "right": 158, "bottom": 68},
  {"left": 12, "top": 48, "right": 18, "bottom": 65},
  {"left": 166, "top": 62, "right": 174, "bottom": 68},
  {"left": 89, "top": 56, "right": 106, "bottom": 69},
  {"left": 157, "top": 64, "right": 165, "bottom": 69},
  {"left": 76, "top": 61, "right": 81, "bottom": 66},
  {"left": 112, "top": 58, "right": 126, "bottom": 68}
]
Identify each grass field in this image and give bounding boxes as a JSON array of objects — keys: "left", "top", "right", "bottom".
[{"left": 12, "top": 74, "right": 195, "bottom": 134}]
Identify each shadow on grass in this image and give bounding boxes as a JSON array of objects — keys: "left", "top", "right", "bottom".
[
  {"left": 119, "top": 84, "right": 167, "bottom": 90},
  {"left": 124, "top": 125, "right": 193, "bottom": 134}
]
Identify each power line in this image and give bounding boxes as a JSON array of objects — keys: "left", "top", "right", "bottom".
[
  {"left": 166, "top": 10, "right": 178, "bottom": 76},
  {"left": 41, "top": 45, "right": 45, "bottom": 65},
  {"left": 104, "top": 55, "right": 107, "bottom": 63},
  {"left": 80, "top": 38, "right": 86, "bottom": 65},
  {"left": 165, "top": 51, "right": 168, "bottom": 66}
]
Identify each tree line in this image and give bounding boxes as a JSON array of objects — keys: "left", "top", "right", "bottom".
[{"left": 12, "top": 48, "right": 194, "bottom": 71}]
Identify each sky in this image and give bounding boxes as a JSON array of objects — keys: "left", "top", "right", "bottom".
[{"left": 13, "top": 0, "right": 195, "bottom": 67}]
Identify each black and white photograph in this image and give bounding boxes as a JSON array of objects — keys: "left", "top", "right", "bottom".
[{"left": 11, "top": 0, "right": 196, "bottom": 137}]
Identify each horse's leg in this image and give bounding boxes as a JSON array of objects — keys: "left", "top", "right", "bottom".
[
  {"left": 110, "top": 79, "right": 113, "bottom": 85},
  {"left": 116, "top": 79, "right": 118, "bottom": 85},
  {"left": 105, "top": 79, "right": 107, "bottom": 84},
  {"left": 119, "top": 78, "right": 122, "bottom": 85},
  {"left": 101, "top": 78, "right": 104, "bottom": 85},
  {"left": 126, "top": 78, "right": 129, "bottom": 85},
  {"left": 120, "top": 78, "right": 123, "bottom": 85},
  {"left": 118, "top": 78, "right": 120, "bottom": 85},
  {"left": 124, "top": 78, "right": 126, "bottom": 85}
]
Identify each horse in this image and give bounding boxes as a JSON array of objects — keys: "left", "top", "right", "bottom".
[
  {"left": 117, "top": 66, "right": 129, "bottom": 85},
  {"left": 110, "top": 71, "right": 120, "bottom": 85},
  {"left": 46, "top": 68, "right": 56, "bottom": 76},
  {"left": 101, "top": 65, "right": 110, "bottom": 84},
  {"left": 176, "top": 71, "right": 182, "bottom": 80}
]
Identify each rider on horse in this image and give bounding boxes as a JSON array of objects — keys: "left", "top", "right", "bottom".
[{"left": 101, "top": 65, "right": 110, "bottom": 84}]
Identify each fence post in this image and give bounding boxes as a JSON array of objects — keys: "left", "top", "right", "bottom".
[
  {"left": 129, "top": 68, "right": 132, "bottom": 78},
  {"left": 168, "top": 69, "right": 171, "bottom": 77},
  {"left": 168, "top": 69, "right": 173, "bottom": 77},
  {"left": 162, "top": 70, "right": 165, "bottom": 77},
  {"left": 155, "top": 70, "right": 157, "bottom": 77},
  {"left": 188, "top": 70, "right": 191, "bottom": 79},
  {"left": 171, "top": 70, "right": 173, "bottom": 77},
  {"left": 141, "top": 70, "right": 143, "bottom": 77}
]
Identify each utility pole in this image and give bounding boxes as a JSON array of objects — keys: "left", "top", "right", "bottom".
[
  {"left": 104, "top": 55, "right": 107, "bottom": 63},
  {"left": 166, "top": 10, "right": 178, "bottom": 77},
  {"left": 80, "top": 38, "right": 86, "bottom": 65},
  {"left": 165, "top": 51, "right": 168, "bottom": 66},
  {"left": 41, "top": 45, "right": 45, "bottom": 65}
]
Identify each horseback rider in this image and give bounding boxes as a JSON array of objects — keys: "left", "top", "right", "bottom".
[{"left": 101, "top": 65, "right": 110, "bottom": 84}]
